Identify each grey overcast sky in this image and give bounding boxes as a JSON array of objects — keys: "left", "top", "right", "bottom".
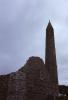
[{"left": 0, "top": 0, "right": 68, "bottom": 85}]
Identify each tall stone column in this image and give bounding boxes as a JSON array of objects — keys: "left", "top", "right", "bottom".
[{"left": 45, "top": 21, "right": 59, "bottom": 96}]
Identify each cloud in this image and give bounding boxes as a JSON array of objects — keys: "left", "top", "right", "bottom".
[{"left": 0, "top": 0, "right": 68, "bottom": 85}]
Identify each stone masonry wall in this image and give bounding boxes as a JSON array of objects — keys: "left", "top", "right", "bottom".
[
  {"left": 7, "top": 71, "right": 26, "bottom": 100},
  {"left": 0, "top": 56, "right": 59, "bottom": 100},
  {"left": 24, "top": 57, "right": 53, "bottom": 100},
  {"left": 0, "top": 74, "right": 10, "bottom": 100}
]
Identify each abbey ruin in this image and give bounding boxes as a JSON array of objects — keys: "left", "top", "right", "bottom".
[{"left": 0, "top": 21, "right": 59, "bottom": 100}]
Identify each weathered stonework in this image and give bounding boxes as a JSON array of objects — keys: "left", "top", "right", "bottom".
[
  {"left": 0, "top": 22, "right": 59, "bottom": 100},
  {"left": 45, "top": 21, "right": 59, "bottom": 96},
  {"left": 7, "top": 71, "right": 26, "bottom": 100},
  {"left": 0, "top": 74, "right": 9, "bottom": 100},
  {"left": 25, "top": 57, "right": 51, "bottom": 100}
]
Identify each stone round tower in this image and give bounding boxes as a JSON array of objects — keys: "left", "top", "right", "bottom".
[{"left": 45, "top": 21, "right": 59, "bottom": 96}]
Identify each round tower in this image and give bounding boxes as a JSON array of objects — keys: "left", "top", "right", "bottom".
[{"left": 45, "top": 21, "right": 59, "bottom": 96}]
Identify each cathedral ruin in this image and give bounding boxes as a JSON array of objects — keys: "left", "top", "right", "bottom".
[{"left": 0, "top": 21, "right": 59, "bottom": 100}]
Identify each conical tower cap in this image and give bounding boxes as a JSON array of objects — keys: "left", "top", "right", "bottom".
[{"left": 46, "top": 20, "right": 53, "bottom": 30}]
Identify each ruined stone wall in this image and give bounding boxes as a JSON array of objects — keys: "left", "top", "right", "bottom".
[
  {"left": 7, "top": 71, "right": 26, "bottom": 100},
  {"left": 0, "top": 74, "right": 10, "bottom": 100},
  {"left": 6, "top": 72, "right": 16, "bottom": 100},
  {"left": 24, "top": 57, "right": 52, "bottom": 100},
  {"left": 0, "top": 56, "right": 59, "bottom": 100}
]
